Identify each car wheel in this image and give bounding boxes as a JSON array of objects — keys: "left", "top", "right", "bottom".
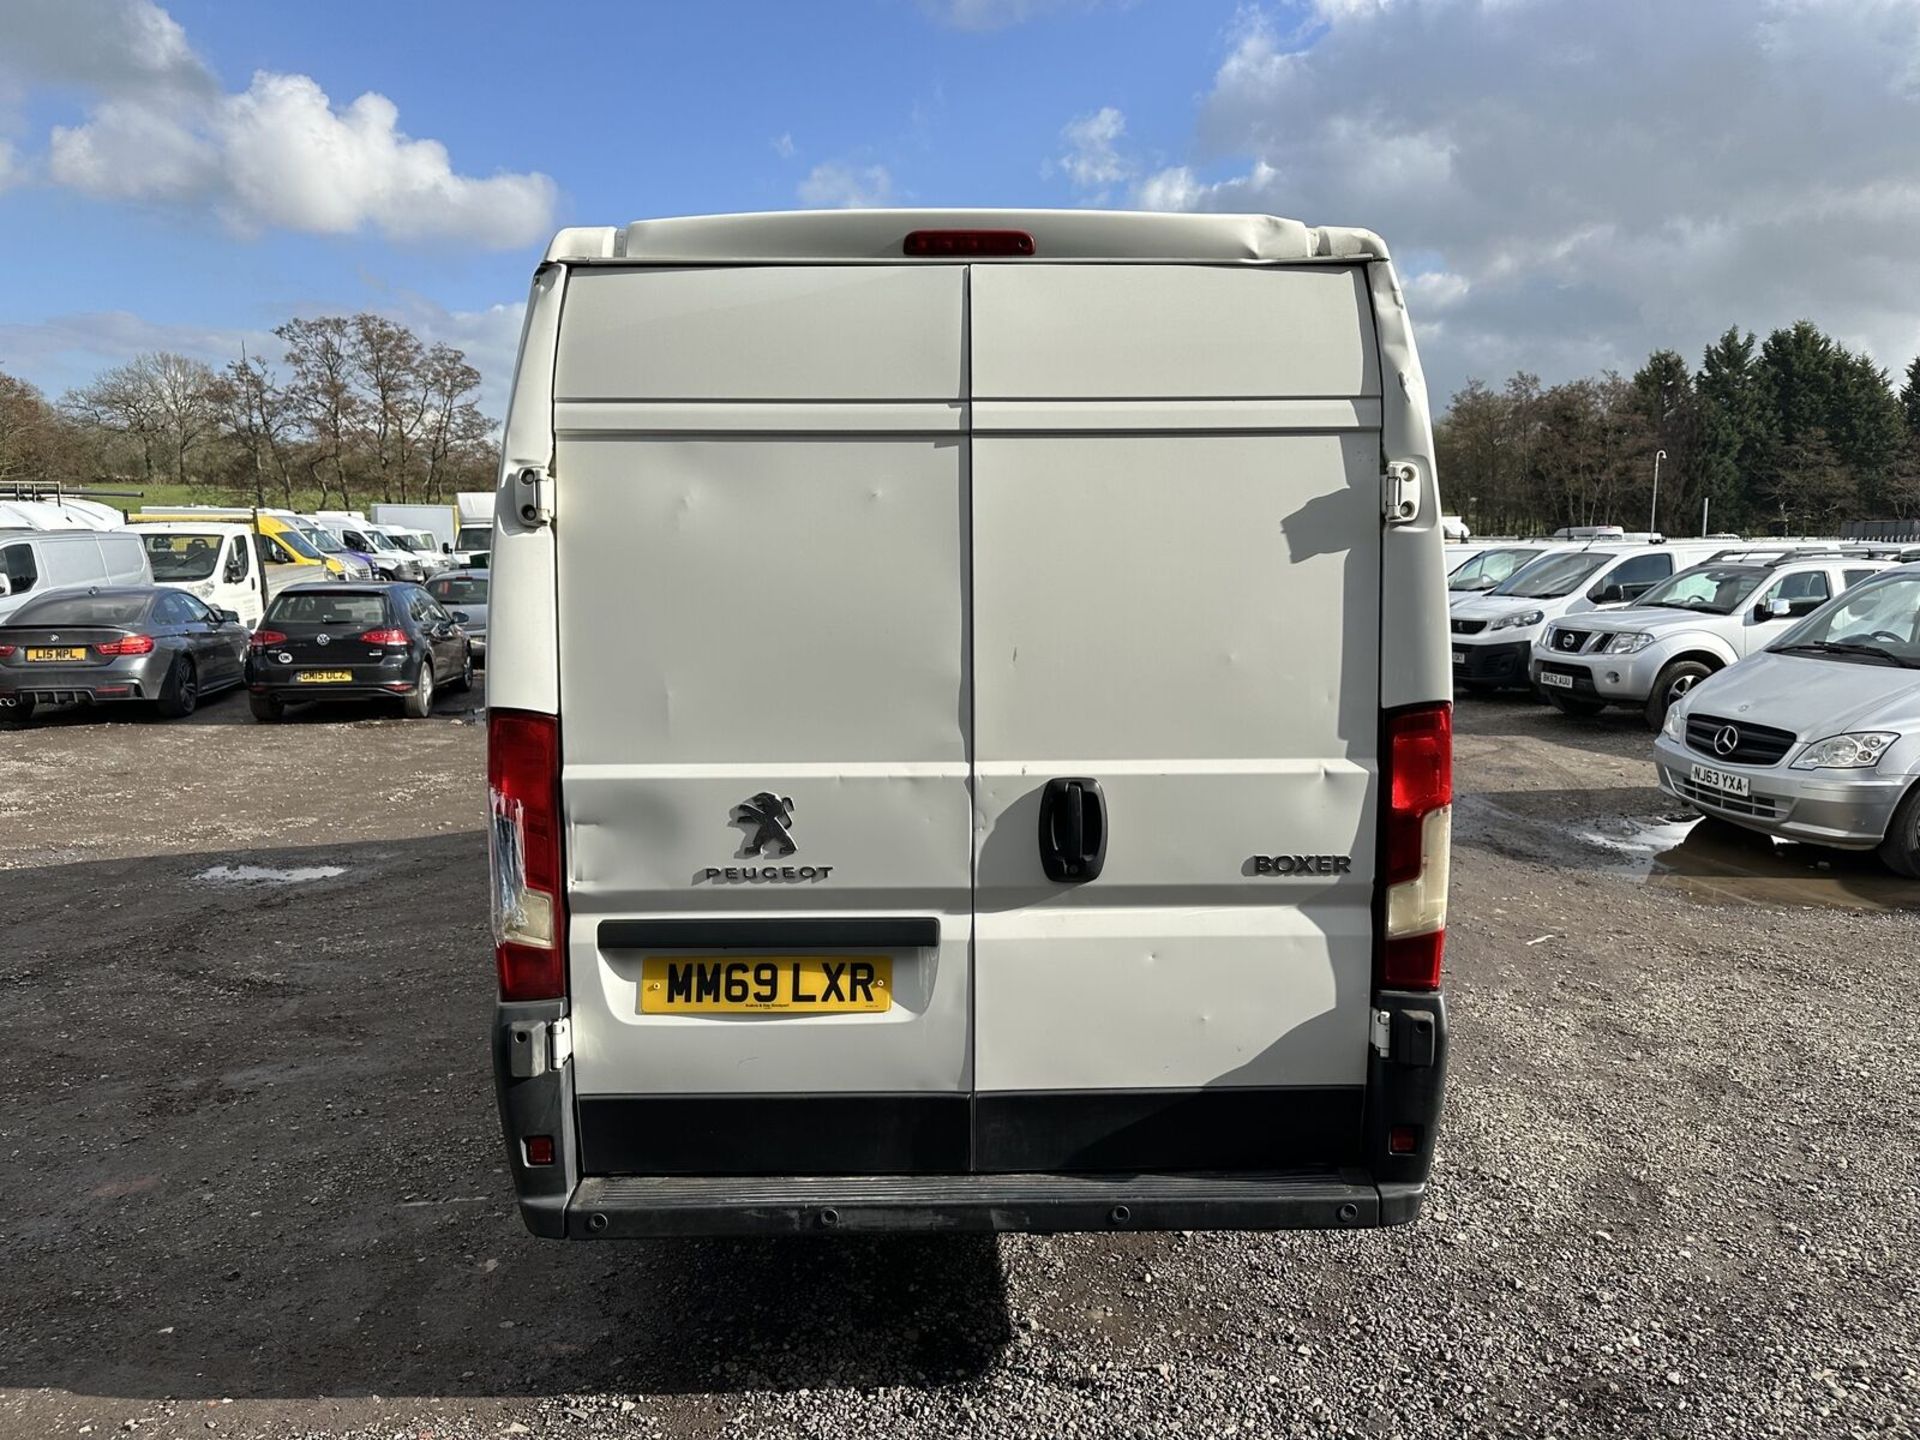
[
  {"left": 403, "top": 661, "right": 435, "bottom": 719},
  {"left": 1544, "top": 689, "right": 1606, "bottom": 717},
  {"left": 155, "top": 657, "right": 199, "bottom": 719},
  {"left": 248, "top": 691, "right": 284, "bottom": 722},
  {"left": 1644, "top": 660, "right": 1713, "bottom": 731},
  {"left": 1878, "top": 784, "right": 1920, "bottom": 879},
  {"left": 451, "top": 646, "right": 473, "bottom": 693}
]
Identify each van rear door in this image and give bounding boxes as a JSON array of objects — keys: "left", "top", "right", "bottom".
[
  {"left": 553, "top": 266, "right": 977, "bottom": 1174},
  {"left": 966, "top": 264, "right": 1384, "bottom": 1171}
]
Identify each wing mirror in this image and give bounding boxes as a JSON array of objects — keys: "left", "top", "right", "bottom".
[
  {"left": 1761, "top": 598, "right": 1793, "bottom": 620},
  {"left": 218, "top": 608, "right": 242, "bottom": 624},
  {"left": 450, "top": 610, "right": 471, "bottom": 624},
  {"left": 0, "top": 574, "right": 11, "bottom": 598},
  {"left": 1592, "top": 583, "right": 1626, "bottom": 604}
]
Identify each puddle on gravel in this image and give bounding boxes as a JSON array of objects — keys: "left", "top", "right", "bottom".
[
  {"left": 1458, "top": 795, "right": 1920, "bottom": 913},
  {"left": 194, "top": 863, "right": 347, "bottom": 886}
]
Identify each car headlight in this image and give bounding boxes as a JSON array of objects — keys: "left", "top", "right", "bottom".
[
  {"left": 1489, "top": 609, "right": 1545, "bottom": 632},
  {"left": 1603, "top": 632, "right": 1653, "bottom": 655},
  {"left": 1790, "top": 732, "right": 1899, "bottom": 770},
  {"left": 1661, "top": 703, "right": 1686, "bottom": 740}
]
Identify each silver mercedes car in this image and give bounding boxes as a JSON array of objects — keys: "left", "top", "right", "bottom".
[{"left": 1652, "top": 564, "right": 1920, "bottom": 875}]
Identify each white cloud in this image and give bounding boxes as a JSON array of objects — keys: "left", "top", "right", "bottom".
[
  {"left": 772, "top": 132, "right": 796, "bottom": 159},
  {"left": 798, "top": 161, "right": 895, "bottom": 208},
  {"left": 7, "top": 0, "right": 556, "bottom": 249},
  {"left": 1151, "top": 0, "right": 1920, "bottom": 400},
  {"left": 0, "top": 140, "right": 20, "bottom": 193},
  {"left": 921, "top": 0, "right": 1126, "bottom": 30},
  {"left": 1057, "top": 106, "right": 1130, "bottom": 193}
]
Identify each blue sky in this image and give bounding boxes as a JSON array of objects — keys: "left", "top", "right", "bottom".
[{"left": 4, "top": 0, "right": 1920, "bottom": 417}]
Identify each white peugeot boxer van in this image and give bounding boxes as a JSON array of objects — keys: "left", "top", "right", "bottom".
[{"left": 487, "top": 210, "right": 1454, "bottom": 1237}]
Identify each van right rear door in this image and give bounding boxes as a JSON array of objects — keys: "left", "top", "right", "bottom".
[{"left": 966, "top": 264, "right": 1385, "bottom": 1174}]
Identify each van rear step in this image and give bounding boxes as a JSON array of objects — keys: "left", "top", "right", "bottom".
[{"left": 566, "top": 1172, "right": 1424, "bottom": 1237}]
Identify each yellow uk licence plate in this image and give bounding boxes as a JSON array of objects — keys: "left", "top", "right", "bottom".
[
  {"left": 297, "top": 670, "right": 354, "bottom": 683},
  {"left": 26, "top": 647, "right": 87, "bottom": 662},
  {"left": 638, "top": 955, "right": 892, "bottom": 1014}
]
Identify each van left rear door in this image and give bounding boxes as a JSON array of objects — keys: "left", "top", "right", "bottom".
[{"left": 553, "top": 265, "right": 976, "bottom": 1176}]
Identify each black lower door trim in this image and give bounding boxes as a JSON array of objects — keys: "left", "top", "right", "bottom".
[
  {"left": 576, "top": 1088, "right": 1362, "bottom": 1178},
  {"left": 973, "top": 1087, "right": 1366, "bottom": 1172},
  {"left": 577, "top": 1094, "right": 968, "bottom": 1176}
]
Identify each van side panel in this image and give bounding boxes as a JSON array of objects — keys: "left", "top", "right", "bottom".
[{"left": 968, "top": 265, "right": 1384, "bottom": 1123}]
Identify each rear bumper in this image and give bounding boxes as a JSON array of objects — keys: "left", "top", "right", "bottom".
[
  {"left": 0, "top": 659, "right": 162, "bottom": 702},
  {"left": 564, "top": 1171, "right": 1424, "bottom": 1237},
  {"left": 493, "top": 991, "right": 1447, "bottom": 1238},
  {"left": 1451, "top": 638, "right": 1531, "bottom": 687},
  {"left": 251, "top": 681, "right": 420, "bottom": 701}
]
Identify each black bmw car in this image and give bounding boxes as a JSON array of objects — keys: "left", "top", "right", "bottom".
[
  {"left": 246, "top": 582, "right": 473, "bottom": 721},
  {"left": 0, "top": 586, "right": 250, "bottom": 722}
]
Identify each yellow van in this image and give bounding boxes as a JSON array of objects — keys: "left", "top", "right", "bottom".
[{"left": 130, "top": 508, "right": 343, "bottom": 580}]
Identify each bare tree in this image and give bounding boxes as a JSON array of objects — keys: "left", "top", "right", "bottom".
[
  {"left": 418, "top": 343, "right": 491, "bottom": 501},
  {"left": 63, "top": 352, "right": 217, "bottom": 486},
  {"left": 276, "top": 318, "right": 360, "bottom": 509},
  {"left": 207, "top": 348, "right": 298, "bottom": 508},
  {"left": 349, "top": 314, "right": 427, "bottom": 504}
]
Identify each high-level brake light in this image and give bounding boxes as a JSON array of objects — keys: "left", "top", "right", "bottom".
[
  {"left": 903, "top": 229, "right": 1036, "bottom": 257},
  {"left": 1381, "top": 703, "right": 1451, "bottom": 990},
  {"left": 489, "top": 709, "right": 566, "bottom": 1001}
]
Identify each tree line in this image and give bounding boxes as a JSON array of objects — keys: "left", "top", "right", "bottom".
[
  {"left": 0, "top": 314, "right": 500, "bottom": 510},
  {"left": 1435, "top": 322, "right": 1920, "bottom": 538}
]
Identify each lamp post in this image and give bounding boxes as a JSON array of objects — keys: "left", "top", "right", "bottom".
[{"left": 1650, "top": 449, "right": 1667, "bottom": 536}]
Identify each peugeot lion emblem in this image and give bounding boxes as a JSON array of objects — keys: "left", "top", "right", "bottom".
[
  {"left": 316, "top": 632, "right": 331, "bottom": 646},
  {"left": 1714, "top": 725, "right": 1741, "bottom": 757},
  {"left": 734, "top": 792, "right": 796, "bottom": 857}
]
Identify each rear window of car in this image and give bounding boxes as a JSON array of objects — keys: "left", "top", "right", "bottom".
[
  {"left": 264, "top": 592, "right": 391, "bottom": 627},
  {"left": 429, "top": 578, "right": 488, "bottom": 605},
  {"left": 10, "top": 593, "right": 151, "bottom": 626}
]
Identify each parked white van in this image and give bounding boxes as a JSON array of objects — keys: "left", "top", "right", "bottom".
[
  {"left": 1449, "top": 540, "right": 1722, "bottom": 690},
  {"left": 0, "top": 529, "right": 150, "bottom": 622},
  {"left": 131, "top": 521, "right": 271, "bottom": 628},
  {"left": 484, "top": 210, "right": 1456, "bottom": 1238}
]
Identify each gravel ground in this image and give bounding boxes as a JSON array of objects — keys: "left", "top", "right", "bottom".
[{"left": 0, "top": 692, "right": 1915, "bottom": 1439}]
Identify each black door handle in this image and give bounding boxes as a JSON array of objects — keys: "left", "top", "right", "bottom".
[{"left": 1038, "top": 777, "right": 1107, "bottom": 882}]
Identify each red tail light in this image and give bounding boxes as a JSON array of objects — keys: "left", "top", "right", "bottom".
[
  {"left": 250, "top": 629, "right": 287, "bottom": 650},
  {"left": 358, "top": 628, "right": 409, "bottom": 646},
  {"left": 1381, "top": 703, "right": 1452, "bottom": 991},
  {"left": 489, "top": 709, "right": 566, "bottom": 1001},
  {"left": 0, "top": 644, "right": 13, "bottom": 659},
  {"left": 904, "top": 229, "right": 1036, "bottom": 257},
  {"left": 95, "top": 634, "right": 156, "bottom": 656}
]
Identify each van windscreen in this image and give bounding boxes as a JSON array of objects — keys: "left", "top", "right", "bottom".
[
  {"left": 143, "top": 532, "right": 223, "bottom": 581},
  {"left": 1494, "top": 551, "right": 1614, "bottom": 599}
]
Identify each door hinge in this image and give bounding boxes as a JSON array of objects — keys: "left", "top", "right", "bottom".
[
  {"left": 513, "top": 466, "right": 554, "bottom": 527},
  {"left": 506, "top": 1016, "right": 572, "bottom": 1078},
  {"left": 1383, "top": 461, "right": 1420, "bottom": 526},
  {"left": 1370, "top": 1007, "right": 1392, "bottom": 1058}
]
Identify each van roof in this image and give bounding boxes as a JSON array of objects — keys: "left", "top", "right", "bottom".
[
  {"left": 128, "top": 520, "right": 254, "bottom": 536},
  {"left": 544, "top": 209, "right": 1391, "bottom": 266}
]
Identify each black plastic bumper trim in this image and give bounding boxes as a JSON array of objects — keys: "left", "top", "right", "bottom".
[
  {"left": 597, "top": 917, "right": 940, "bottom": 950},
  {"left": 565, "top": 1171, "right": 1417, "bottom": 1236},
  {"left": 973, "top": 1086, "right": 1365, "bottom": 1172},
  {"left": 578, "top": 1093, "right": 969, "bottom": 1175}
]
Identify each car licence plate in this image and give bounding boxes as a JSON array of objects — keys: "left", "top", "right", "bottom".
[
  {"left": 297, "top": 670, "right": 354, "bottom": 683},
  {"left": 25, "top": 647, "right": 87, "bottom": 662},
  {"left": 1539, "top": 671, "right": 1575, "bottom": 690},
  {"left": 1452, "top": 650, "right": 1466, "bottom": 665},
  {"left": 1689, "top": 762, "right": 1751, "bottom": 798},
  {"left": 638, "top": 955, "right": 892, "bottom": 1014}
]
